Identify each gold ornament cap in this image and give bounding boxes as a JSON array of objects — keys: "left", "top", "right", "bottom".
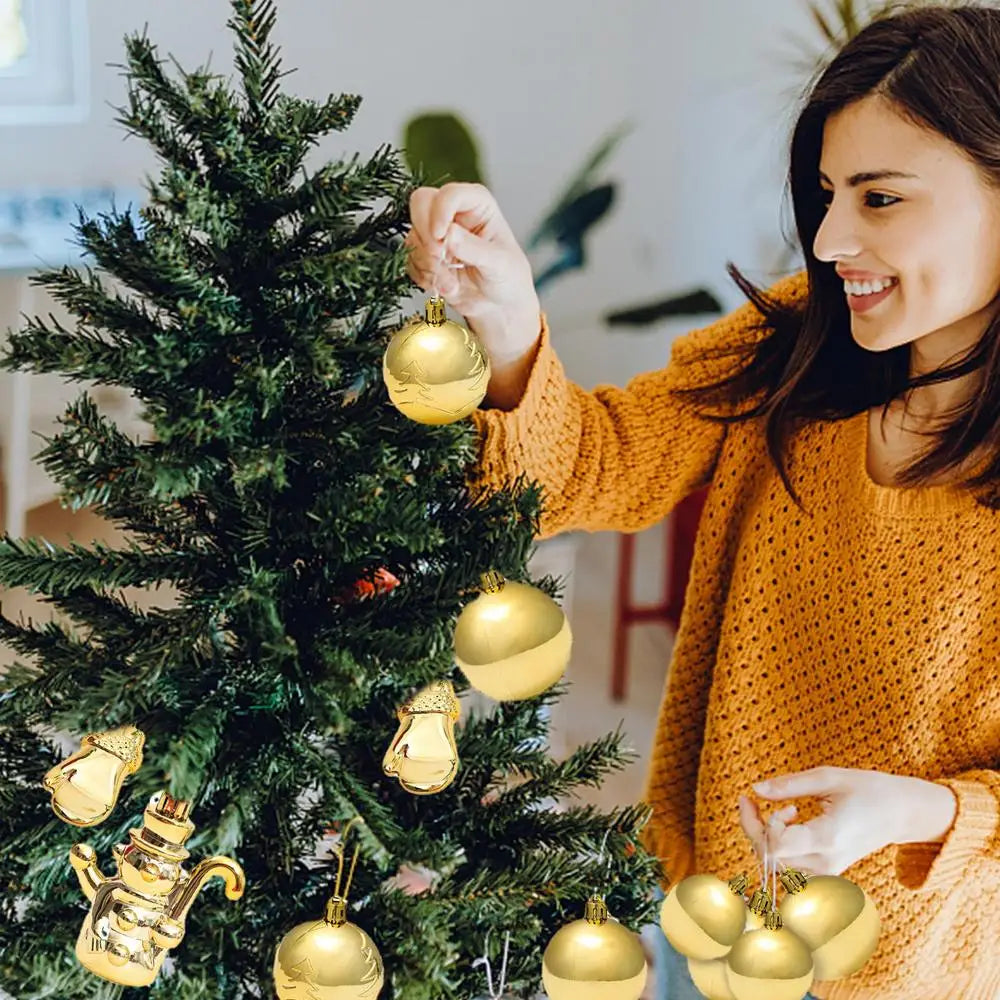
[
  {"left": 399, "top": 679, "right": 460, "bottom": 719},
  {"left": 425, "top": 296, "right": 446, "bottom": 324}
]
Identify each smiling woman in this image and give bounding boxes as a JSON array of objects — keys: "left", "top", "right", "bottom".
[{"left": 409, "top": 5, "right": 1000, "bottom": 1000}]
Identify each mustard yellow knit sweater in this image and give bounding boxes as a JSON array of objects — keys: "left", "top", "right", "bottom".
[{"left": 469, "top": 272, "right": 1000, "bottom": 1000}]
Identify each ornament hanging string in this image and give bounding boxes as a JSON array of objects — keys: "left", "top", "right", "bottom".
[
  {"left": 431, "top": 225, "right": 466, "bottom": 299},
  {"left": 472, "top": 929, "right": 512, "bottom": 999},
  {"left": 592, "top": 824, "right": 615, "bottom": 898}
]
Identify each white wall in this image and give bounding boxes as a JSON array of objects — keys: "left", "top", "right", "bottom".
[{"left": 0, "top": 0, "right": 818, "bottom": 390}]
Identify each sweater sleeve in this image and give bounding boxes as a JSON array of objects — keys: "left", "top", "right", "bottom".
[
  {"left": 468, "top": 272, "right": 808, "bottom": 540},
  {"left": 894, "top": 770, "right": 1000, "bottom": 893}
]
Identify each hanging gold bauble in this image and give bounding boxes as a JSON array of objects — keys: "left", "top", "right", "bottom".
[
  {"left": 453, "top": 570, "right": 572, "bottom": 701},
  {"left": 542, "top": 895, "right": 648, "bottom": 1000},
  {"left": 777, "top": 874, "right": 881, "bottom": 981},
  {"left": 725, "top": 927, "right": 814, "bottom": 1000},
  {"left": 687, "top": 907, "right": 765, "bottom": 1000},
  {"left": 659, "top": 873, "right": 748, "bottom": 961},
  {"left": 382, "top": 680, "right": 460, "bottom": 794},
  {"left": 274, "top": 896, "right": 384, "bottom": 1000},
  {"left": 382, "top": 296, "right": 490, "bottom": 424},
  {"left": 43, "top": 725, "right": 146, "bottom": 827}
]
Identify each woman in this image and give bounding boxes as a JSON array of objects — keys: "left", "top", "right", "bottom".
[{"left": 406, "top": 6, "right": 1000, "bottom": 999}]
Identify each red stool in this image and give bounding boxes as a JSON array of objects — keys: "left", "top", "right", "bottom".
[{"left": 610, "top": 487, "right": 708, "bottom": 701}]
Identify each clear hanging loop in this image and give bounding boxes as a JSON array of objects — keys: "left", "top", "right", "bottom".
[{"left": 472, "top": 929, "right": 511, "bottom": 999}]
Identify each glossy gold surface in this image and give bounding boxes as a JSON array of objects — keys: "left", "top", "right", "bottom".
[
  {"left": 382, "top": 680, "right": 460, "bottom": 794},
  {"left": 70, "top": 791, "right": 244, "bottom": 986},
  {"left": 779, "top": 878, "right": 880, "bottom": 980},
  {"left": 659, "top": 875, "right": 747, "bottom": 960},
  {"left": 542, "top": 899, "right": 647, "bottom": 1000},
  {"left": 43, "top": 725, "right": 145, "bottom": 827},
  {"left": 454, "top": 577, "right": 572, "bottom": 701},
  {"left": 725, "top": 928, "right": 814, "bottom": 1000},
  {"left": 274, "top": 911, "right": 384, "bottom": 999},
  {"left": 383, "top": 299, "right": 490, "bottom": 425}
]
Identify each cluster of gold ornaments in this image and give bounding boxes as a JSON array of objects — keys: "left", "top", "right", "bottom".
[{"left": 660, "top": 867, "right": 881, "bottom": 1000}]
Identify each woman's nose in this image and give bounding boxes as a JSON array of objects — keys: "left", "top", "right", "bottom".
[{"left": 813, "top": 198, "right": 863, "bottom": 262}]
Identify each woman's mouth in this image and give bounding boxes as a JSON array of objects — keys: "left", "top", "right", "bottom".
[{"left": 843, "top": 276, "right": 898, "bottom": 313}]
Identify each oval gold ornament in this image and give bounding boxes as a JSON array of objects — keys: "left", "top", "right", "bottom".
[
  {"left": 542, "top": 896, "right": 648, "bottom": 1000},
  {"left": 659, "top": 874, "right": 747, "bottom": 960},
  {"left": 725, "top": 927, "right": 814, "bottom": 1000},
  {"left": 383, "top": 297, "right": 490, "bottom": 424},
  {"left": 778, "top": 875, "right": 881, "bottom": 981},
  {"left": 454, "top": 571, "right": 572, "bottom": 701},
  {"left": 273, "top": 899, "right": 384, "bottom": 1000}
]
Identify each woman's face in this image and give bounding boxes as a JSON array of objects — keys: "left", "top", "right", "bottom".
[{"left": 813, "top": 95, "right": 1000, "bottom": 366}]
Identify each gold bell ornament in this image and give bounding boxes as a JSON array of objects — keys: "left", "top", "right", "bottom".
[
  {"left": 777, "top": 869, "right": 881, "bottom": 981},
  {"left": 382, "top": 680, "right": 460, "bottom": 794},
  {"left": 43, "top": 724, "right": 145, "bottom": 827},
  {"left": 69, "top": 791, "right": 245, "bottom": 987},
  {"left": 659, "top": 872, "right": 750, "bottom": 961},
  {"left": 382, "top": 295, "right": 490, "bottom": 424},
  {"left": 274, "top": 818, "right": 385, "bottom": 1000},
  {"left": 542, "top": 894, "right": 648, "bottom": 1000},
  {"left": 453, "top": 570, "right": 573, "bottom": 701}
]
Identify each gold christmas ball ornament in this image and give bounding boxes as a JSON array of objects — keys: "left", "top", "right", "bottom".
[
  {"left": 43, "top": 725, "right": 146, "bottom": 827},
  {"left": 382, "top": 296, "right": 490, "bottom": 424},
  {"left": 724, "top": 927, "right": 814, "bottom": 1000},
  {"left": 659, "top": 873, "right": 749, "bottom": 961},
  {"left": 274, "top": 896, "right": 384, "bottom": 1000},
  {"left": 542, "top": 895, "right": 648, "bottom": 1000},
  {"left": 275, "top": 817, "right": 384, "bottom": 1000},
  {"left": 777, "top": 873, "right": 881, "bottom": 981},
  {"left": 382, "top": 680, "right": 461, "bottom": 794},
  {"left": 454, "top": 570, "right": 572, "bottom": 701}
]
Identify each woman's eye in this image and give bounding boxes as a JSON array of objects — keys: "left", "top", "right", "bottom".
[{"left": 864, "top": 192, "right": 900, "bottom": 208}]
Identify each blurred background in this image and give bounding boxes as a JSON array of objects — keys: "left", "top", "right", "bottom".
[{"left": 0, "top": 0, "right": 828, "bottom": 815}]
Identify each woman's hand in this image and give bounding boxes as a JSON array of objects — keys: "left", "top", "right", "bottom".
[
  {"left": 405, "top": 183, "right": 541, "bottom": 366},
  {"left": 737, "top": 766, "right": 958, "bottom": 876}
]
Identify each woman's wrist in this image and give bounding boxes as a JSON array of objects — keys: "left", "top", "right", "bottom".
[{"left": 897, "top": 779, "right": 958, "bottom": 845}]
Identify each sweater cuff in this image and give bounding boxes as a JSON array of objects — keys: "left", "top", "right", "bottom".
[
  {"left": 468, "top": 314, "right": 577, "bottom": 532},
  {"left": 894, "top": 774, "right": 999, "bottom": 893}
]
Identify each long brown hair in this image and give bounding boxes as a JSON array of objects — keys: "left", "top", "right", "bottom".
[{"left": 681, "top": 4, "right": 1000, "bottom": 508}]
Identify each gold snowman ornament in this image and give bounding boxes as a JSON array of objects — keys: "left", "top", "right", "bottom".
[
  {"left": 69, "top": 791, "right": 246, "bottom": 987},
  {"left": 382, "top": 296, "right": 490, "bottom": 424}
]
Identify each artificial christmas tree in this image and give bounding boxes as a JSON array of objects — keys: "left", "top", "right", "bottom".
[{"left": 0, "top": 3, "right": 660, "bottom": 997}]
